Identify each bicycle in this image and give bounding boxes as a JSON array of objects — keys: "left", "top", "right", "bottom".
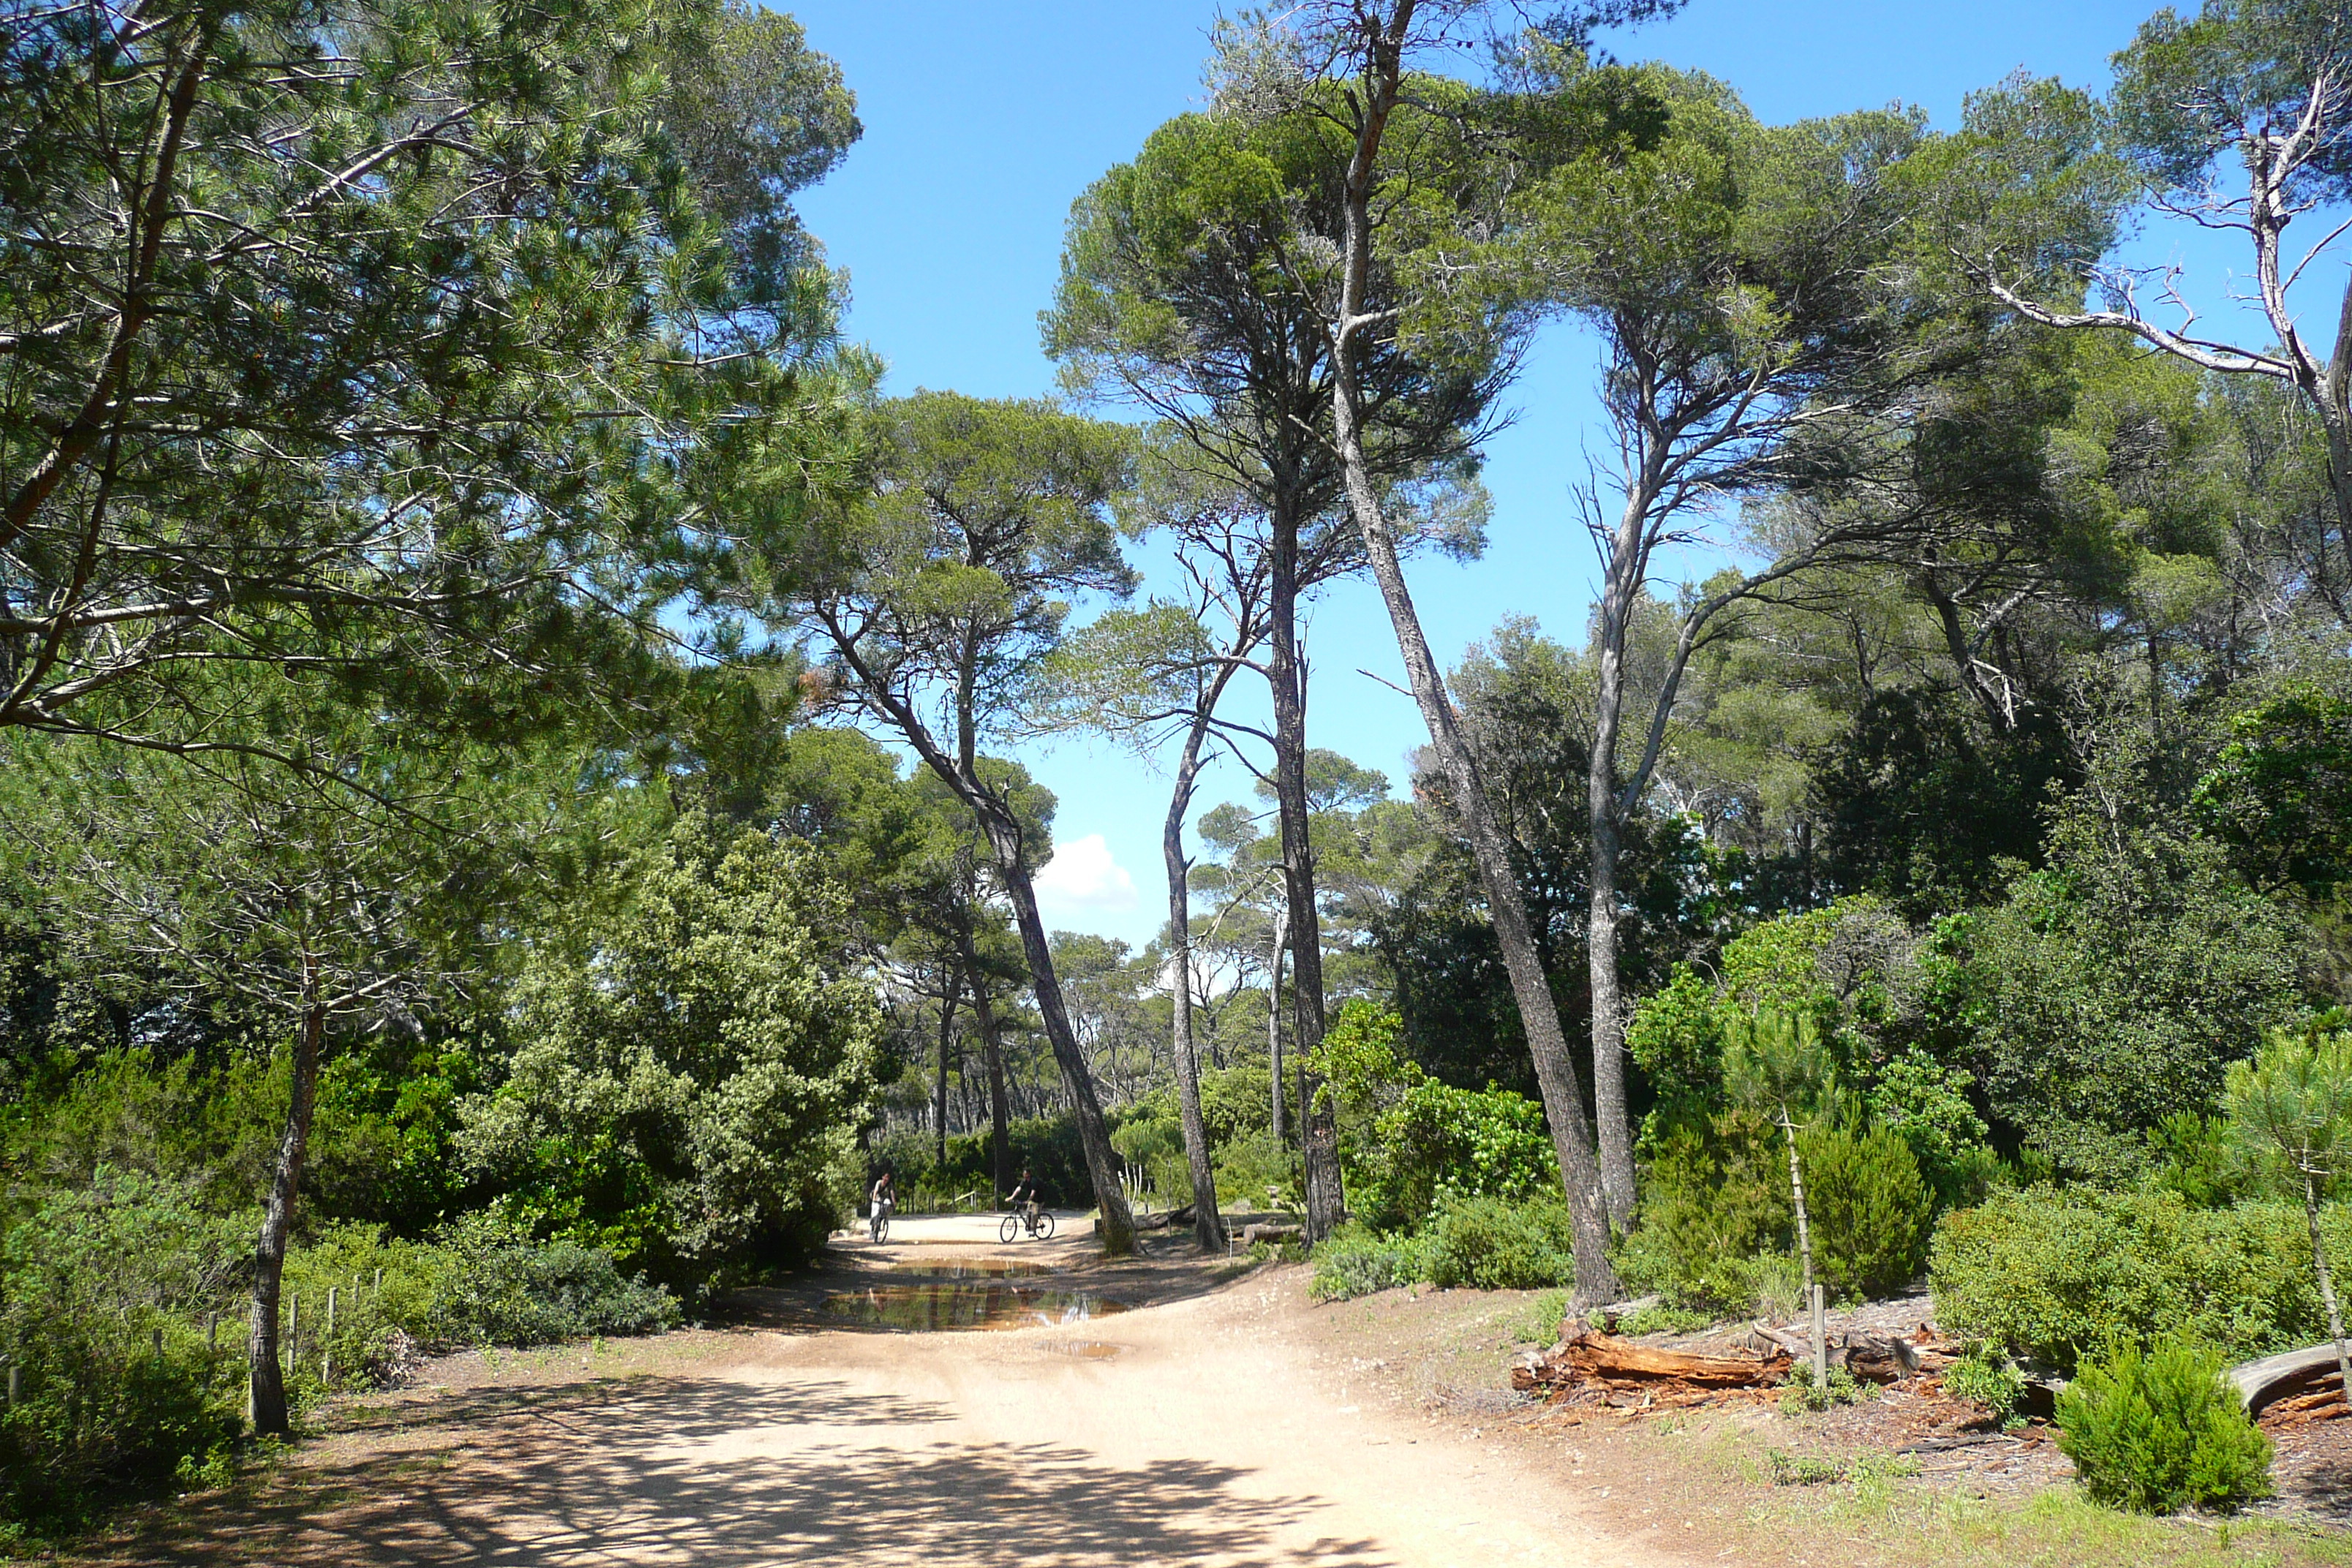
[
  {"left": 998, "top": 1206, "right": 1055, "bottom": 1243},
  {"left": 870, "top": 1202, "right": 892, "bottom": 1245}
]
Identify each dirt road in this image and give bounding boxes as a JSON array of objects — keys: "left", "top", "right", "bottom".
[{"left": 98, "top": 1228, "right": 1687, "bottom": 1567}]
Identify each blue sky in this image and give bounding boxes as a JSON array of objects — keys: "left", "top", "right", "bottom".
[{"left": 783, "top": 0, "right": 2293, "bottom": 947}]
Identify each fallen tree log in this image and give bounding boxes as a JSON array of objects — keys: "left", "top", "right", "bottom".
[
  {"left": 1746, "top": 1322, "right": 1937, "bottom": 1384},
  {"left": 1513, "top": 1330, "right": 1790, "bottom": 1401},
  {"left": 2230, "top": 1343, "right": 2351, "bottom": 1414},
  {"left": 1240, "top": 1222, "right": 1300, "bottom": 1247}
]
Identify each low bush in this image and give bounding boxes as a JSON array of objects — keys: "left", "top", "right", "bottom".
[
  {"left": 0, "top": 1170, "right": 246, "bottom": 1526},
  {"left": 1212, "top": 1128, "right": 1297, "bottom": 1210},
  {"left": 1422, "top": 1193, "right": 1575, "bottom": 1291},
  {"left": 1929, "top": 1186, "right": 2352, "bottom": 1372},
  {"left": 1778, "top": 1362, "right": 1868, "bottom": 1415},
  {"left": 2055, "top": 1338, "right": 2272, "bottom": 1513},
  {"left": 427, "top": 1211, "right": 677, "bottom": 1347},
  {"left": 1307, "top": 1226, "right": 1428, "bottom": 1303},
  {"left": 1942, "top": 1342, "right": 2029, "bottom": 1428}
]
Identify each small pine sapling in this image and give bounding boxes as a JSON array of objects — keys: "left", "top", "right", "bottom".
[{"left": 2225, "top": 1030, "right": 2352, "bottom": 1412}]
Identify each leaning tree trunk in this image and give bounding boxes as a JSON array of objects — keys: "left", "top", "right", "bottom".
[
  {"left": 1269, "top": 508, "right": 1345, "bottom": 1243},
  {"left": 933, "top": 962, "right": 960, "bottom": 1172},
  {"left": 968, "top": 968, "right": 1013, "bottom": 1200},
  {"left": 248, "top": 993, "right": 323, "bottom": 1435},
  {"left": 1322, "top": 41, "right": 1617, "bottom": 1301},
  {"left": 987, "top": 826, "right": 1137, "bottom": 1255},
  {"left": 1164, "top": 719, "right": 1229, "bottom": 1253},
  {"left": 2304, "top": 1166, "right": 2352, "bottom": 1411}
]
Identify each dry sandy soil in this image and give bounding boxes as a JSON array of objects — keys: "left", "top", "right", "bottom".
[
  {"left": 76, "top": 1221, "right": 1692, "bottom": 1568},
  {"left": 64, "top": 1218, "right": 2352, "bottom": 1568}
]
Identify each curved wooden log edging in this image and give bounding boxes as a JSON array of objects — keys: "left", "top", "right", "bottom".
[{"left": 2230, "top": 1343, "right": 2348, "bottom": 1413}]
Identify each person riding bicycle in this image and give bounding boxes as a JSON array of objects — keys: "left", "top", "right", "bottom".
[
  {"left": 868, "top": 1169, "right": 896, "bottom": 1239},
  {"left": 1006, "top": 1168, "right": 1041, "bottom": 1232}
]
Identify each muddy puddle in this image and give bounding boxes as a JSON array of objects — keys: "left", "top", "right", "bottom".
[
  {"left": 887, "top": 1259, "right": 1049, "bottom": 1279},
  {"left": 819, "top": 1280, "right": 1131, "bottom": 1332}
]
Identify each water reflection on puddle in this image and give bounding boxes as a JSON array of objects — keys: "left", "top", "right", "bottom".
[
  {"left": 820, "top": 1281, "right": 1131, "bottom": 1332},
  {"left": 887, "top": 1259, "right": 1048, "bottom": 1279}
]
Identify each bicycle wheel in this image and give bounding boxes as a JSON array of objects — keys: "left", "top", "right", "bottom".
[
  {"left": 1000, "top": 1213, "right": 1021, "bottom": 1244},
  {"left": 1033, "top": 1211, "right": 1056, "bottom": 1240},
  {"left": 872, "top": 1213, "right": 889, "bottom": 1245}
]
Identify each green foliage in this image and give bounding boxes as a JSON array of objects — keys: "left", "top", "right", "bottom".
[
  {"left": 1929, "top": 791, "right": 2307, "bottom": 1180},
  {"left": 2056, "top": 1338, "right": 2272, "bottom": 1515},
  {"left": 1313, "top": 1002, "right": 1558, "bottom": 1232},
  {"left": 2225, "top": 1028, "right": 2352, "bottom": 1194},
  {"left": 1803, "top": 1123, "right": 1934, "bottom": 1299},
  {"left": 0, "top": 1171, "right": 245, "bottom": 1526},
  {"left": 1422, "top": 1194, "right": 1578, "bottom": 1292},
  {"left": 1306, "top": 1226, "right": 1430, "bottom": 1303},
  {"left": 1867, "top": 1049, "right": 1999, "bottom": 1209},
  {"left": 1614, "top": 1115, "right": 1793, "bottom": 1313},
  {"left": 1929, "top": 1186, "right": 2352, "bottom": 1372},
  {"left": 2147, "top": 1113, "right": 2242, "bottom": 1209},
  {"left": 1944, "top": 1343, "right": 2029, "bottom": 1428},
  {"left": 2196, "top": 682, "right": 2352, "bottom": 899},
  {"left": 459, "top": 816, "right": 882, "bottom": 1294},
  {"left": 424, "top": 1213, "right": 678, "bottom": 1348},
  {"left": 1779, "top": 1362, "right": 1869, "bottom": 1416}
]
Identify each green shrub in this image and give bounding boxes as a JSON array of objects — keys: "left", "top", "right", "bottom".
[
  {"left": 1803, "top": 1123, "right": 1933, "bottom": 1298},
  {"left": 1930, "top": 1186, "right": 2352, "bottom": 1372},
  {"left": 1613, "top": 1116, "right": 1791, "bottom": 1312},
  {"left": 0, "top": 1170, "right": 246, "bottom": 1526},
  {"left": 427, "top": 1212, "right": 678, "bottom": 1347},
  {"left": 1942, "top": 1343, "right": 2029, "bottom": 1427},
  {"left": 1779, "top": 1362, "right": 1867, "bottom": 1415},
  {"left": 1307, "top": 1226, "right": 1428, "bottom": 1303},
  {"left": 1212, "top": 1128, "right": 1297, "bottom": 1210},
  {"left": 1423, "top": 1193, "right": 1575, "bottom": 1291},
  {"left": 2056, "top": 1338, "right": 2272, "bottom": 1513},
  {"left": 1309, "top": 1002, "right": 1556, "bottom": 1232}
]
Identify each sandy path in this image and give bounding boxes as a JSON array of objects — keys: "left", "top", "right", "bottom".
[{"left": 109, "top": 1243, "right": 1687, "bottom": 1568}]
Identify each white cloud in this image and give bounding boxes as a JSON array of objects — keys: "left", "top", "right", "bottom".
[{"left": 1033, "top": 832, "right": 1139, "bottom": 916}]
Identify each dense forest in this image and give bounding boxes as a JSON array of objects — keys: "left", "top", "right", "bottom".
[{"left": 5, "top": 0, "right": 2352, "bottom": 1533}]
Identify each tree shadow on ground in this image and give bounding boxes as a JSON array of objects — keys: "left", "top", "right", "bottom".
[{"left": 87, "top": 1376, "right": 1392, "bottom": 1567}]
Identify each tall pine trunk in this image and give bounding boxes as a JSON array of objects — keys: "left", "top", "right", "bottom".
[
  {"left": 1269, "top": 512, "right": 1344, "bottom": 1240},
  {"left": 1268, "top": 905, "right": 1287, "bottom": 1147},
  {"left": 1323, "top": 69, "right": 1616, "bottom": 1297},
  {"left": 989, "top": 826, "right": 1137, "bottom": 1255},
  {"left": 968, "top": 967, "right": 1012, "bottom": 1200},
  {"left": 1164, "top": 719, "right": 1229, "bottom": 1252},
  {"left": 1583, "top": 785, "right": 1638, "bottom": 1228},
  {"left": 248, "top": 991, "right": 322, "bottom": 1435}
]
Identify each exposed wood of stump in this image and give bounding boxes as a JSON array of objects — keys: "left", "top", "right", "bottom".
[{"left": 2230, "top": 1343, "right": 2351, "bottom": 1414}]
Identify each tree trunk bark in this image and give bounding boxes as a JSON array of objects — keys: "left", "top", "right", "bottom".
[
  {"left": 1269, "top": 516, "right": 1344, "bottom": 1242},
  {"left": 1322, "top": 36, "right": 1617, "bottom": 1301},
  {"left": 990, "top": 835, "right": 1137, "bottom": 1255},
  {"left": 2304, "top": 1168, "right": 2351, "bottom": 1412},
  {"left": 248, "top": 994, "right": 322, "bottom": 1436},
  {"left": 1268, "top": 904, "right": 1288, "bottom": 1147},
  {"left": 1583, "top": 795, "right": 1638, "bottom": 1229},
  {"left": 1164, "top": 726, "right": 1229, "bottom": 1253},
  {"left": 969, "top": 971, "right": 1012, "bottom": 1201},
  {"left": 934, "top": 962, "right": 960, "bottom": 1172},
  {"left": 1782, "top": 1106, "right": 1825, "bottom": 1385}
]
